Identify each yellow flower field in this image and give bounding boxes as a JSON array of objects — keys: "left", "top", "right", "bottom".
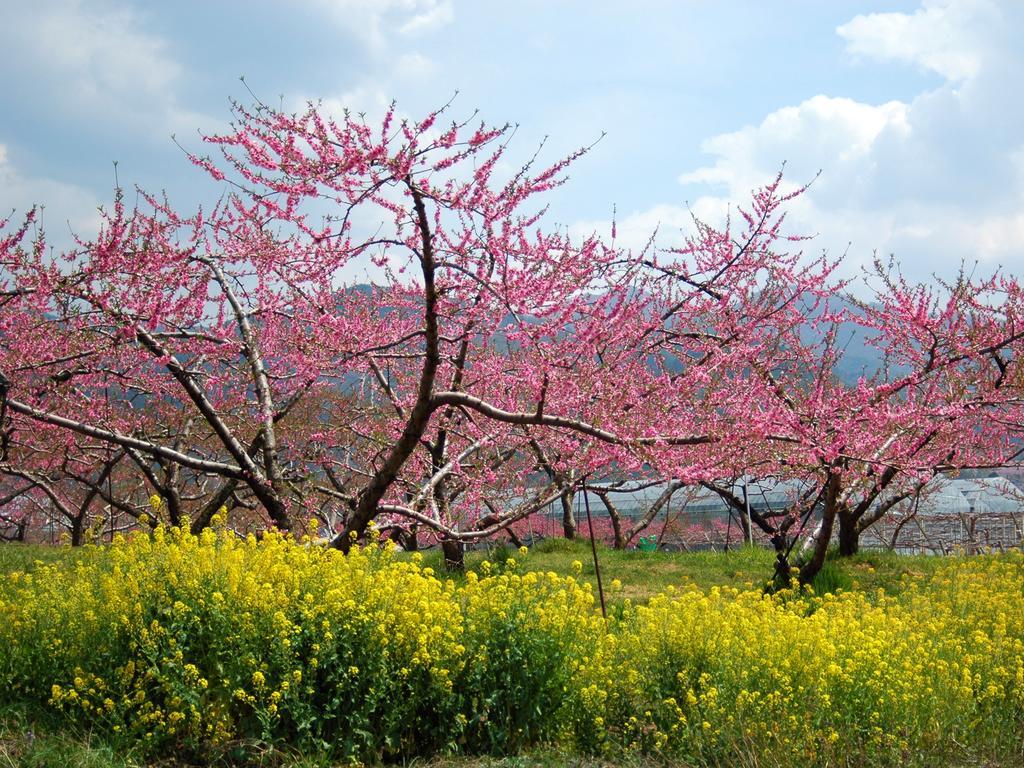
[{"left": 1, "top": 524, "right": 1022, "bottom": 766}]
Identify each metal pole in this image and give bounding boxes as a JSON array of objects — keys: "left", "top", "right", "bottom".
[
  {"left": 743, "top": 480, "right": 752, "bottom": 546},
  {"left": 656, "top": 481, "right": 673, "bottom": 549},
  {"left": 105, "top": 372, "right": 114, "bottom": 542},
  {"left": 581, "top": 482, "right": 607, "bottom": 620}
]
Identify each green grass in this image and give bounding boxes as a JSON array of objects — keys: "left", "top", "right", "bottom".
[
  {"left": 0, "top": 702, "right": 648, "bottom": 768},
  {"left": 414, "top": 537, "right": 954, "bottom": 604},
  {"left": 0, "top": 543, "right": 73, "bottom": 577},
  {"left": 415, "top": 754, "right": 662, "bottom": 768},
  {"left": 0, "top": 721, "right": 643, "bottom": 768},
  {"left": 0, "top": 706, "right": 146, "bottom": 768}
]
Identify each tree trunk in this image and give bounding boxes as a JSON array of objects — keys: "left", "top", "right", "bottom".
[
  {"left": 191, "top": 479, "right": 239, "bottom": 534},
  {"left": 611, "top": 517, "right": 625, "bottom": 550},
  {"left": 560, "top": 490, "right": 576, "bottom": 539},
  {"left": 333, "top": 185, "right": 440, "bottom": 552},
  {"left": 441, "top": 538, "right": 465, "bottom": 573},
  {"left": 798, "top": 472, "right": 840, "bottom": 585},
  {"left": 70, "top": 514, "right": 85, "bottom": 547},
  {"left": 595, "top": 491, "right": 625, "bottom": 549},
  {"left": 837, "top": 511, "right": 860, "bottom": 556}
]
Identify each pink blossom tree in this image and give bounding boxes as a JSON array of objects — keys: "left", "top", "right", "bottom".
[
  {"left": 0, "top": 101, "right": 711, "bottom": 550},
  {"left": 692, "top": 260, "right": 1024, "bottom": 584}
]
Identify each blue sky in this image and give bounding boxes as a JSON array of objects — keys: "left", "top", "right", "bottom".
[{"left": 2, "top": 0, "right": 1021, "bottom": 283}]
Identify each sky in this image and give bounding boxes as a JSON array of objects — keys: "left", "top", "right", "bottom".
[{"left": 1, "top": 0, "right": 1022, "bottom": 284}]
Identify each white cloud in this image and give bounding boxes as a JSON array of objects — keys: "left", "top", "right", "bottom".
[
  {"left": 309, "top": 0, "right": 454, "bottom": 48},
  {"left": 677, "top": 95, "right": 910, "bottom": 204},
  {"left": 571, "top": 204, "right": 695, "bottom": 253},
  {"left": 0, "top": 0, "right": 213, "bottom": 137},
  {"left": 836, "top": 0, "right": 999, "bottom": 82},
  {"left": 311, "top": 88, "right": 397, "bottom": 123},
  {"left": 393, "top": 52, "right": 439, "bottom": 80},
  {"left": 580, "top": 0, "right": 1024, "bottom": 282},
  {"left": 0, "top": 143, "right": 102, "bottom": 239},
  {"left": 397, "top": 1, "right": 454, "bottom": 35}
]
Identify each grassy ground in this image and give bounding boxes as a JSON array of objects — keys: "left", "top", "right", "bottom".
[
  {"left": 415, "top": 536, "right": 951, "bottom": 603},
  {"left": 0, "top": 726, "right": 650, "bottom": 768},
  {"left": 1, "top": 729, "right": 1018, "bottom": 768},
  {"left": 0, "top": 714, "right": 143, "bottom": 768},
  {"left": 0, "top": 543, "right": 75, "bottom": 576},
  {"left": 0, "top": 702, "right": 662, "bottom": 768},
  {"left": 0, "top": 721, "right": 651, "bottom": 768}
]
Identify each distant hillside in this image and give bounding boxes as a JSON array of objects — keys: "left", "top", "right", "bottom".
[
  {"left": 343, "top": 284, "right": 890, "bottom": 385},
  {"left": 796, "top": 293, "right": 889, "bottom": 385}
]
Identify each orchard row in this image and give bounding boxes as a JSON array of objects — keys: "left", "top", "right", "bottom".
[{"left": 1, "top": 100, "right": 1022, "bottom": 583}]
